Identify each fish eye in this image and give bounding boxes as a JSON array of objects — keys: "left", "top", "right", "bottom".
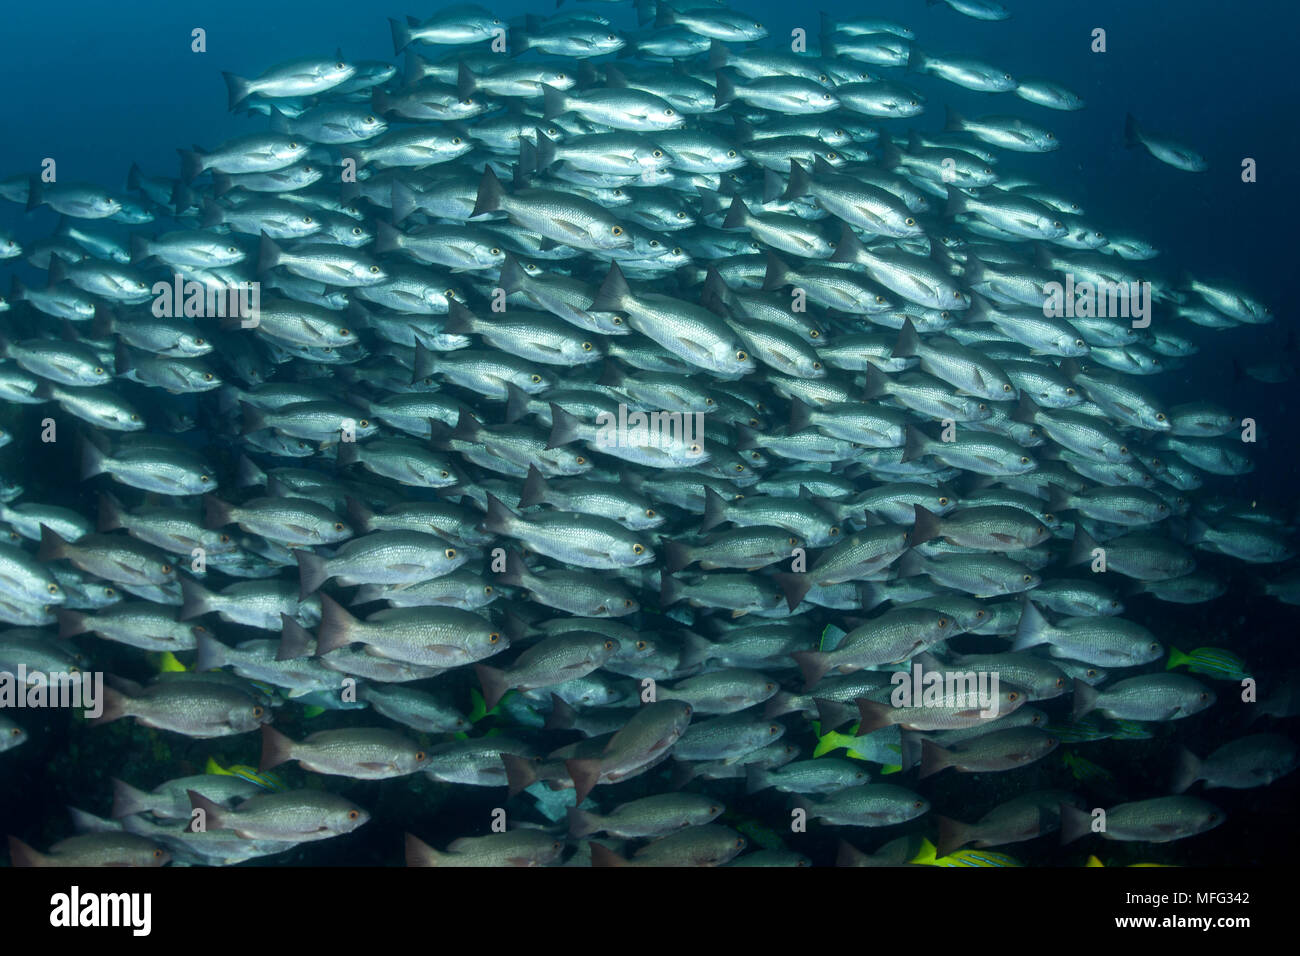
[
  {"left": 490, "top": 247, "right": 501, "bottom": 255},
  {"left": 46, "top": 583, "right": 58, "bottom": 594},
  {"left": 352, "top": 227, "right": 362, "bottom": 235},
  {"left": 369, "top": 265, "right": 380, "bottom": 273},
  {"left": 1022, "top": 574, "right": 1033, "bottom": 582},
  {"left": 646, "top": 509, "right": 656, "bottom": 518},
  {"left": 611, "top": 226, "right": 624, "bottom": 236},
  {"left": 607, "top": 34, "right": 616, "bottom": 40},
  {"left": 826, "top": 152, "right": 837, "bottom": 160},
  {"left": 1065, "top": 387, "right": 1076, "bottom": 395},
  {"left": 347, "top": 809, "right": 360, "bottom": 820},
  {"left": 690, "top": 444, "right": 701, "bottom": 453},
  {"left": 940, "top": 311, "right": 951, "bottom": 319},
  {"left": 734, "top": 464, "right": 745, "bottom": 472},
  {"left": 938, "top": 496, "right": 949, "bottom": 506},
  {"left": 1150, "top": 642, "right": 1160, "bottom": 651},
  {"left": 582, "top": 342, "right": 593, "bottom": 351},
  {"left": 575, "top": 455, "right": 586, "bottom": 464},
  {"left": 94, "top": 366, "right": 105, "bottom": 375},
  {"left": 1047, "top": 133, "right": 1055, "bottom": 139},
  {"left": 444, "top": 548, "right": 456, "bottom": 559},
  {"left": 1156, "top": 413, "right": 1166, "bottom": 421},
  {"left": 1003, "top": 383, "right": 1013, "bottom": 392},
  {"left": 676, "top": 211, "right": 686, "bottom": 220},
  {"left": 130, "top": 413, "right": 139, "bottom": 421},
  {"left": 531, "top": 374, "right": 542, "bottom": 383},
  {"left": 1119, "top": 446, "right": 1128, "bottom": 454},
  {"left": 483, "top": 585, "right": 493, "bottom": 594},
  {"left": 452, "top": 137, "right": 462, "bottom": 145},
  {"left": 823, "top": 94, "right": 831, "bottom": 100},
  {"left": 632, "top": 543, "right": 645, "bottom": 554},
  {"left": 809, "top": 329, "right": 819, "bottom": 338},
  {"left": 444, "top": 288, "right": 455, "bottom": 298},
  {"left": 977, "top": 403, "right": 987, "bottom": 411},
  {"left": 812, "top": 361, "right": 822, "bottom": 370},
  {"left": 334, "top": 522, "right": 345, "bottom": 532},
  {"left": 339, "top": 328, "right": 351, "bottom": 337},
  {"left": 830, "top": 526, "right": 840, "bottom": 536},
  {"left": 200, "top": 474, "right": 210, "bottom": 483},
  {"left": 736, "top": 350, "right": 748, "bottom": 361},
  {"left": 726, "top": 149, "right": 737, "bottom": 158},
  {"left": 203, "top": 372, "right": 214, "bottom": 381},
  {"left": 938, "top": 617, "right": 948, "bottom": 627},
  {"left": 220, "top": 534, "right": 231, "bottom": 543},
  {"left": 909, "top": 100, "right": 917, "bottom": 106},
  {"left": 653, "top": 149, "right": 663, "bottom": 158},
  {"left": 650, "top": 240, "right": 660, "bottom": 248},
  {"left": 672, "top": 247, "right": 682, "bottom": 255},
  {"left": 439, "top": 470, "right": 450, "bottom": 478},
  {"left": 1019, "top": 456, "right": 1029, "bottom": 464},
  {"left": 603, "top": 639, "right": 615, "bottom": 651},
  {"left": 489, "top": 632, "right": 501, "bottom": 644},
  {"left": 875, "top": 296, "right": 885, "bottom": 304}
]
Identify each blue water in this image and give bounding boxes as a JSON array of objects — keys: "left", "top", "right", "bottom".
[
  {"left": 3, "top": 0, "right": 1296, "bottom": 494},
  {"left": 1, "top": 0, "right": 1297, "bottom": 866}
]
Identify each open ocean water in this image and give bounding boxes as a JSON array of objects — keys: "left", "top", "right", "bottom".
[{"left": 0, "top": 0, "right": 1297, "bottom": 871}]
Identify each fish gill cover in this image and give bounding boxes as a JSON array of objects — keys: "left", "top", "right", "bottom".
[{"left": 0, "top": 0, "right": 1297, "bottom": 871}]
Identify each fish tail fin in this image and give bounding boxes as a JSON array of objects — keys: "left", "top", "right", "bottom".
[
  {"left": 475, "top": 663, "right": 511, "bottom": 713},
  {"left": 501, "top": 752, "right": 538, "bottom": 797},
  {"left": 7, "top": 836, "right": 45, "bottom": 867},
  {"left": 918, "top": 738, "right": 950, "bottom": 779},
  {"left": 1169, "top": 745, "right": 1201, "bottom": 794},
  {"left": 1058, "top": 802, "right": 1092, "bottom": 845},
  {"left": 89, "top": 684, "right": 130, "bottom": 726},
  {"left": 404, "top": 833, "right": 446, "bottom": 866},
  {"left": 193, "top": 630, "right": 228, "bottom": 673},
  {"left": 773, "top": 571, "right": 811, "bottom": 611},
  {"left": 177, "top": 147, "right": 204, "bottom": 184},
  {"left": 545, "top": 403, "right": 581, "bottom": 449},
  {"left": 177, "top": 574, "right": 214, "bottom": 621},
  {"left": 934, "top": 815, "right": 971, "bottom": 858},
  {"left": 854, "top": 698, "right": 894, "bottom": 736},
  {"left": 589, "top": 842, "right": 630, "bottom": 867},
  {"left": 470, "top": 166, "right": 505, "bottom": 219},
  {"left": 314, "top": 592, "right": 358, "bottom": 655},
  {"left": 790, "top": 649, "right": 831, "bottom": 691},
  {"left": 294, "top": 549, "right": 330, "bottom": 600},
  {"left": 258, "top": 724, "right": 295, "bottom": 772},
  {"left": 388, "top": 17, "right": 413, "bottom": 54},
  {"left": 276, "top": 613, "right": 314, "bottom": 661},
  {"left": 110, "top": 778, "right": 151, "bottom": 819},
  {"left": 1071, "top": 679, "right": 1100, "bottom": 719},
  {"left": 567, "top": 806, "right": 601, "bottom": 838},
  {"left": 566, "top": 757, "right": 602, "bottom": 805}
]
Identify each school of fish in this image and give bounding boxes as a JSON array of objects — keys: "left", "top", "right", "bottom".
[{"left": 1, "top": 0, "right": 1297, "bottom": 868}]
